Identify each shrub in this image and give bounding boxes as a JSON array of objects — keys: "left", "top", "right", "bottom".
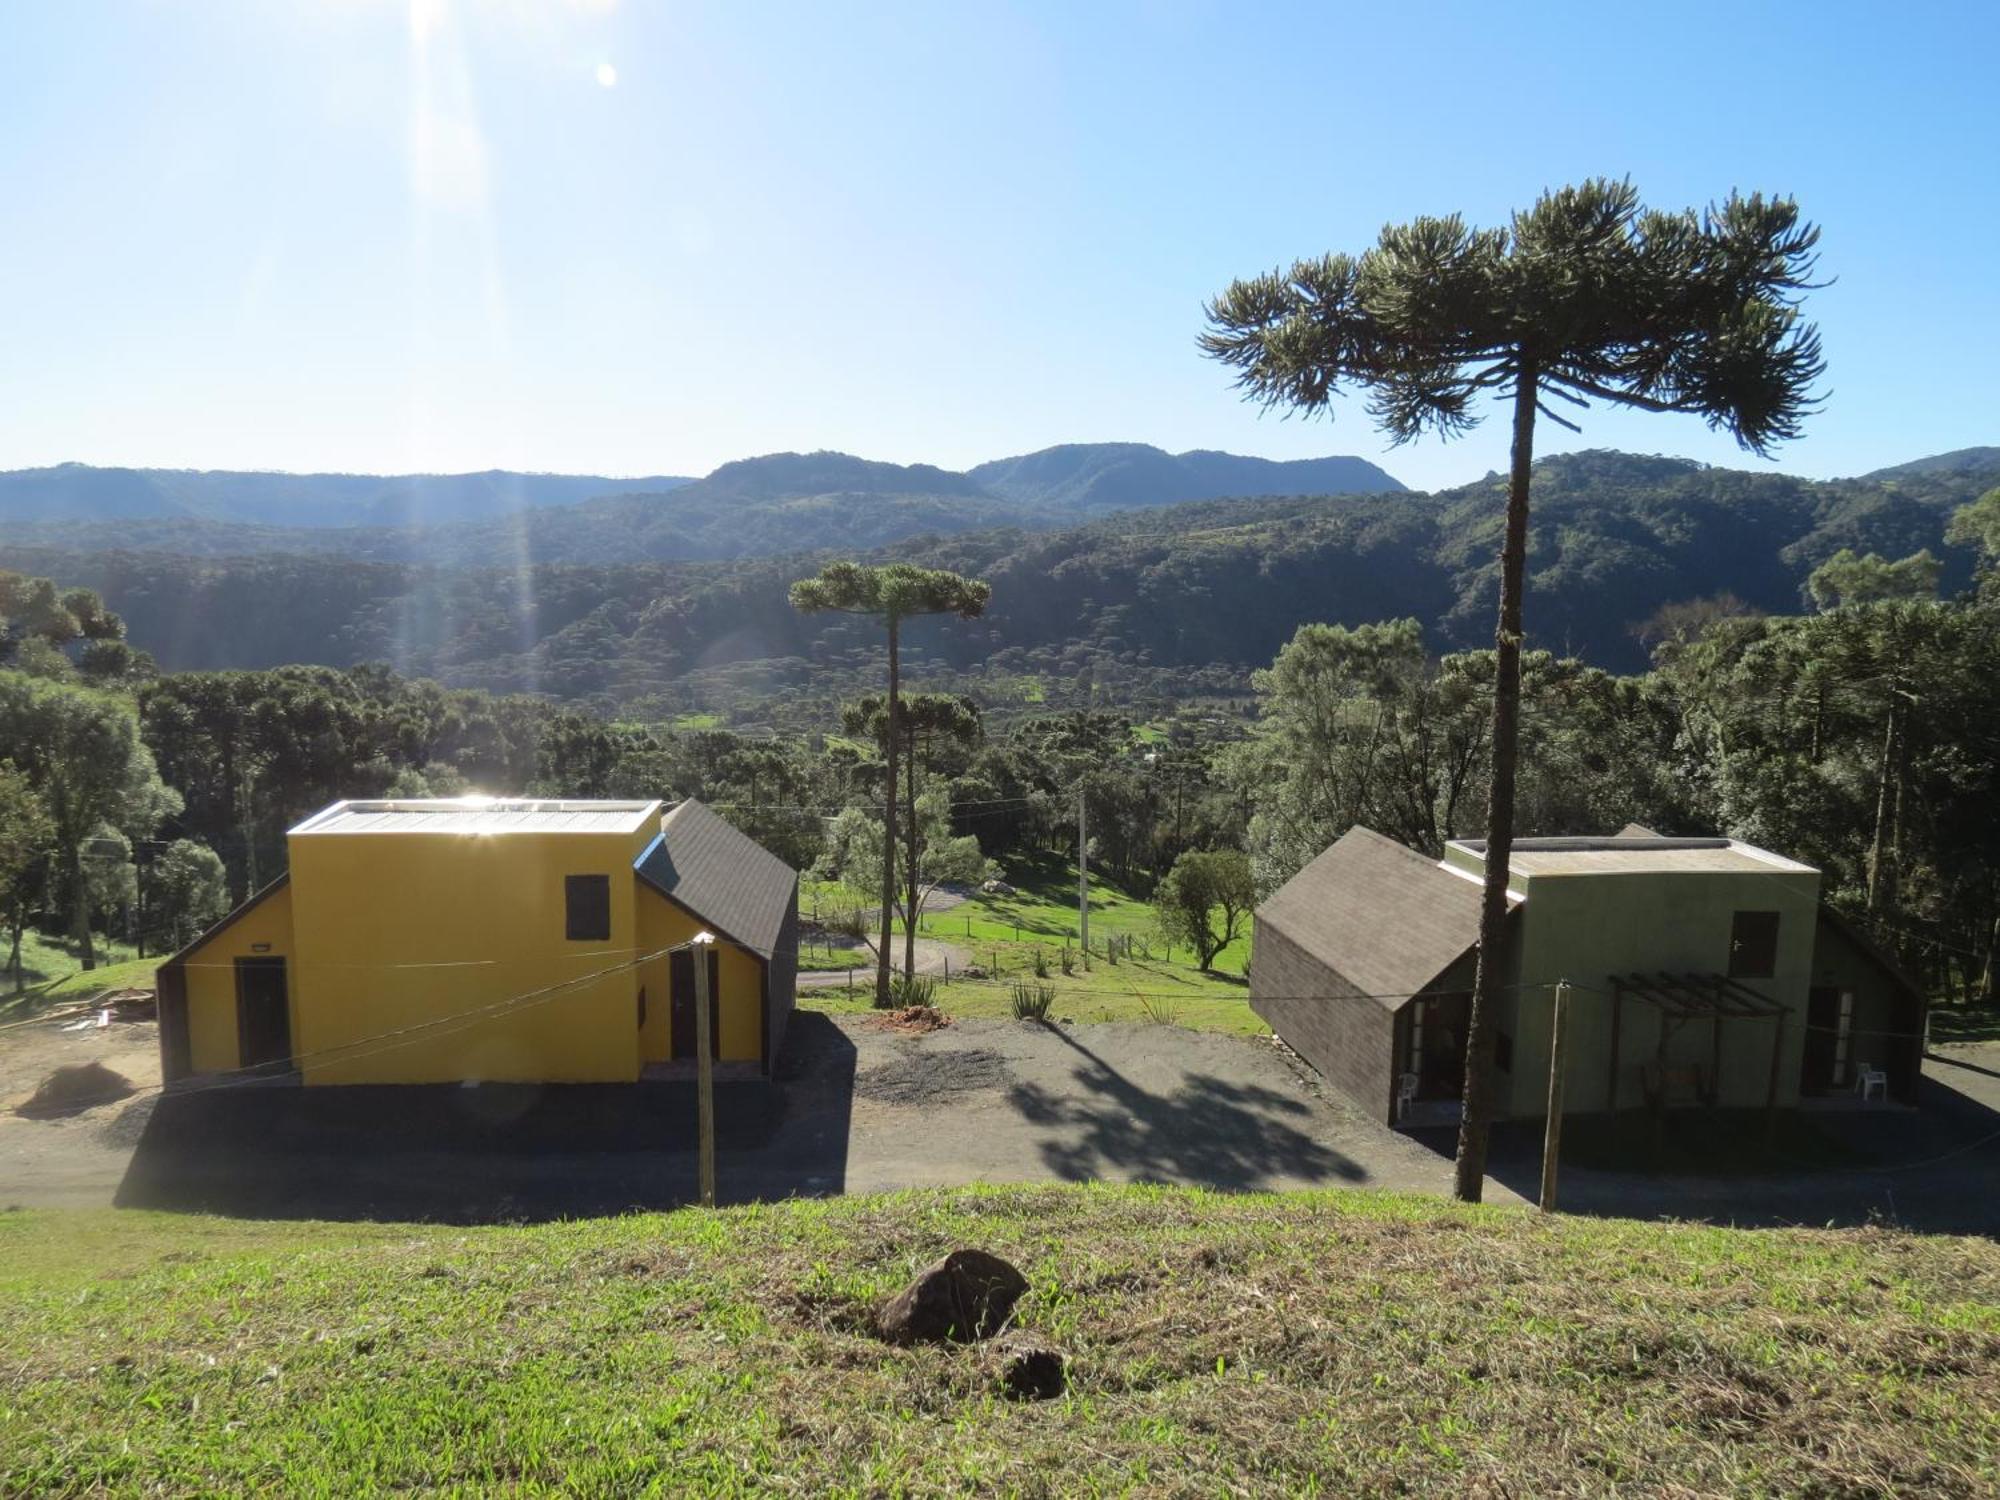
[
  {"left": 1059, "top": 946, "right": 1075, "bottom": 976},
  {"left": 1032, "top": 947, "right": 1050, "bottom": 979},
  {"left": 889, "top": 973, "right": 938, "bottom": 1010},
  {"left": 1010, "top": 980, "right": 1055, "bottom": 1021}
]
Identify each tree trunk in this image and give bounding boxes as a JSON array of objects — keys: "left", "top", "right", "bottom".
[
  {"left": 1866, "top": 697, "right": 1899, "bottom": 914},
  {"left": 903, "top": 725, "right": 919, "bottom": 982},
  {"left": 71, "top": 846, "right": 96, "bottom": 971},
  {"left": 7, "top": 907, "right": 21, "bottom": 994},
  {"left": 1454, "top": 357, "right": 1538, "bottom": 1204},
  {"left": 877, "top": 619, "right": 900, "bottom": 1008},
  {"left": 1979, "top": 912, "right": 1999, "bottom": 1007}
]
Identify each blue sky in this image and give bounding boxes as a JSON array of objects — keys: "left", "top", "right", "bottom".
[{"left": 1, "top": 0, "right": 1993, "bottom": 491}]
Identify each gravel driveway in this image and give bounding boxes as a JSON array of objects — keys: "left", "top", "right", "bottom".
[
  {"left": 838, "top": 1015, "right": 1456, "bottom": 1197},
  {"left": 8, "top": 1012, "right": 1999, "bottom": 1232}
]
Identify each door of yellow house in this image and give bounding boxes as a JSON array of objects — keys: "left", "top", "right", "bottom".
[
  {"left": 235, "top": 956, "right": 292, "bottom": 1074},
  {"left": 670, "top": 947, "right": 721, "bottom": 1059}
]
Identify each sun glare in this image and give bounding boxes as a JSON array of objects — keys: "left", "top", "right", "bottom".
[{"left": 595, "top": 61, "right": 618, "bottom": 88}]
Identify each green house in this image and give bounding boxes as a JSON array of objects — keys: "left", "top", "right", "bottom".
[{"left": 1251, "top": 826, "right": 1926, "bottom": 1127}]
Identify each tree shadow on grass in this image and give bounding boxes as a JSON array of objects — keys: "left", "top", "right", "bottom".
[
  {"left": 1005, "top": 1025, "right": 1366, "bottom": 1189},
  {"left": 114, "top": 1012, "right": 857, "bottom": 1225}
]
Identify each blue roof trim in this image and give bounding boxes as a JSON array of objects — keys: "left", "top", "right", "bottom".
[{"left": 632, "top": 830, "right": 665, "bottom": 872}]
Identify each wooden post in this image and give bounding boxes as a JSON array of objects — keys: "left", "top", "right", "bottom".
[
  {"left": 1539, "top": 980, "right": 1569, "bottom": 1213},
  {"left": 1077, "top": 783, "right": 1090, "bottom": 969},
  {"left": 692, "top": 932, "right": 717, "bottom": 1208},
  {"left": 1764, "top": 1009, "right": 1786, "bottom": 1146},
  {"left": 1607, "top": 986, "right": 1622, "bottom": 1113}
]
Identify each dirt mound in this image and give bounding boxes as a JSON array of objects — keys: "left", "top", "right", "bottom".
[
  {"left": 16, "top": 1062, "right": 135, "bottom": 1119},
  {"left": 871, "top": 1005, "right": 951, "bottom": 1035}
]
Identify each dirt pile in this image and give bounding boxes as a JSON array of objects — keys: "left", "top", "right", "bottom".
[
  {"left": 16, "top": 1061, "right": 136, "bottom": 1119},
  {"left": 876, "top": 1248, "right": 1028, "bottom": 1344},
  {"left": 872, "top": 1005, "right": 951, "bottom": 1035}
]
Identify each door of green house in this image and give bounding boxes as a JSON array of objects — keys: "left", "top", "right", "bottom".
[
  {"left": 1801, "top": 986, "right": 1843, "bottom": 1096},
  {"left": 1408, "top": 991, "right": 1470, "bottom": 1100},
  {"left": 234, "top": 956, "right": 292, "bottom": 1073},
  {"left": 669, "top": 947, "right": 721, "bottom": 1060}
]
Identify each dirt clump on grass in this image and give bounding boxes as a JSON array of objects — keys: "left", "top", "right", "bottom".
[{"left": 16, "top": 1062, "right": 135, "bottom": 1119}]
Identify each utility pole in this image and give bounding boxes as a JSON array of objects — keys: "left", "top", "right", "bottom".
[
  {"left": 691, "top": 932, "right": 717, "bottom": 1207},
  {"left": 1539, "top": 980, "right": 1570, "bottom": 1213},
  {"left": 1076, "top": 782, "right": 1090, "bottom": 967}
]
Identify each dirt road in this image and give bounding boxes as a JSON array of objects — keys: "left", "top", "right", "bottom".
[{"left": 796, "top": 937, "right": 971, "bottom": 989}]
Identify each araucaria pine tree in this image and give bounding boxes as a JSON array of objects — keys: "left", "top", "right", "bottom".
[
  {"left": 1201, "top": 179, "right": 1824, "bottom": 1201},
  {"left": 790, "top": 562, "right": 991, "bottom": 1007}
]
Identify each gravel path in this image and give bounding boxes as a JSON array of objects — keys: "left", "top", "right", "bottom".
[{"left": 796, "top": 937, "right": 971, "bottom": 989}]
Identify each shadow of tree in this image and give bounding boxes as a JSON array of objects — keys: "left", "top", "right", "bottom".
[{"left": 1005, "top": 1026, "right": 1366, "bottom": 1188}]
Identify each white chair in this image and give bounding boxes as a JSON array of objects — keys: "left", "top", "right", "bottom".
[
  {"left": 1395, "top": 1072, "right": 1420, "bottom": 1121},
  {"left": 1856, "top": 1067, "right": 1887, "bottom": 1103}
]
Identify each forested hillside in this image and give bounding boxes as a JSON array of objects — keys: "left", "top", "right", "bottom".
[
  {"left": 968, "top": 443, "right": 1402, "bottom": 512},
  {"left": 0, "top": 443, "right": 1404, "bottom": 563},
  {"left": 3, "top": 449, "right": 1991, "bottom": 718},
  {"left": 5, "top": 472, "right": 1996, "bottom": 1007},
  {"left": 0, "top": 464, "right": 692, "bottom": 527}
]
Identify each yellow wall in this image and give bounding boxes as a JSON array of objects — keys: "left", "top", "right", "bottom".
[
  {"left": 636, "top": 884, "right": 765, "bottom": 1064},
  {"left": 287, "top": 827, "right": 654, "bottom": 1085},
  {"left": 179, "top": 883, "right": 297, "bottom": 1074}
]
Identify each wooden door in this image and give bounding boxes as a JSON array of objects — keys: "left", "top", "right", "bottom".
[
  {"left": 234, "top": 957, "right": 292, "bottom": 1073},
  {"left": 1801, "top": 986, "right": 1840, "bottom": 1096},
  {"left": 1413, "top": 992, "right": 1470, "bottom": 1100},
  {"left": 669, "top": 948, "right": 721, "bottom": 1060}
]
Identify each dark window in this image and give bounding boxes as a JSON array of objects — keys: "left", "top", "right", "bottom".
[
  {"left": 1728, "top": 910, "right": 1780, "bottom": 979},
  {"left": 565, "top": 874, "right": 611, "bottom": 941},
  {"left": 1494, "top": 1031, "right": 1514, "bottom": 1073}
]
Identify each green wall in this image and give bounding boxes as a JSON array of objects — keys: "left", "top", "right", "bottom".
[{"left": 1493, "top": 863, "right": 1820, "bottom": 1117}]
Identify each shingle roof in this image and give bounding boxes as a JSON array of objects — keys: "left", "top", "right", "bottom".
[
  {"left": 634, "top": 798, "right": 797, "bottom": 958},
  {"left": 1256, "top": 827, "right": 1515, "bottom": 1010}
]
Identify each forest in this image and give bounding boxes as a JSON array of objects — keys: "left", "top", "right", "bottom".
[
  {"left": 2, "top": 449, "right": 1991, "bottom": 738},
  {"left": 3, "top": 470, "right": 1996, "bottom": 1011}
]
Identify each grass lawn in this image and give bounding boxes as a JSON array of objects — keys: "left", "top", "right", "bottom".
[
  {"left": 0, "top": 929, "right": 156, "bottom": 1022},
  {"left": 799, "top": 854, "right": 1264, "bottom": 1032},
  {"left": 801, "top": 957, "right": 1264, "bottom": 1035},
  {"left": 1931, "top": 1001, "right": 2000, "bottom": 1045},
  {"left": 920, "top": 851, "right": 1250, "bottom": 975},
  {"left": 1, "top": 1187, "right": 1995, "bottom": 1495}
]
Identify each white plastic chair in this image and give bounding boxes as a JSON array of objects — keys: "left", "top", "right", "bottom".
[
  {"left": 1396, "top": 1072, "right": 1420, "bottom": 1121},
  {"left": 1856, "top": 1067, "right": 1887, "bottom": 1103}
]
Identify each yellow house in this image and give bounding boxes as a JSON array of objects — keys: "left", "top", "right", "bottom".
[{"left": 156, "top": 797, "right": 799, "bottom": 1087}]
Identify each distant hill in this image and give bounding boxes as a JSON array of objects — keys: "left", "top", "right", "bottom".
[
  {"left": 1861, "top": 447, "right": 2000, "bottom": 481},
  {"left": 969, "top": 443, "right": 1404, "bottom": 512},
  {"left": 0, "top": 464, "right": 693, "bottom": 528},
  {"left": 0, "top": 445, "right": 1409, "bottom": 565},
  {"left": 8, "top": 448, "right": 1995, "bottom": 708}
]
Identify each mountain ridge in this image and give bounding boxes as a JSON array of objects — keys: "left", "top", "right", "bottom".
[
  {"left": 0, "top": 442, "right": 1409, "bottom": 562},
  {"left": 0, "top": 463, "right": 695, "bottom": 528},
  {"left": 7, "top": 447, "right": 1994, "bottom": 704}
]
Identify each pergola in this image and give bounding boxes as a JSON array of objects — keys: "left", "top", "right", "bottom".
[{"left": 1609, "top": 972, "right": 1789, "bottom": 1121}]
